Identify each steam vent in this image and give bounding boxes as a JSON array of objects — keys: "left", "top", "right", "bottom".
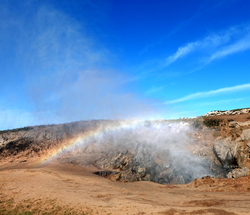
[{"left": 1, "top": 108, "right": 250, "bottom": 184}]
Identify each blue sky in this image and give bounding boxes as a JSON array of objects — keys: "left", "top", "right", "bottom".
[{"left": 1, "top": 0, "right": 250, "bottom": 130}]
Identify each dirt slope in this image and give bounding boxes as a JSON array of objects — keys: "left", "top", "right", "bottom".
[
  {"left": 1, "top": 110, "right": 250, "bottom": 214},
  {"left": 1, "top": 160, "right": 250, "bottom": 215}
]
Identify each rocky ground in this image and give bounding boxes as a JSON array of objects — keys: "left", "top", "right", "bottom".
[{"left": 0, "top": 108, "right": 250, "bottom": 214}]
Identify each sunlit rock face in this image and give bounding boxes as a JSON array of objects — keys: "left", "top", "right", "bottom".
[
  {"left": 213, "top": 129, "right": 250, "bottom": 178},
  {"left": 203, "top": 109, "right": 250, "bottom": 179},
  {"left": 203, "top": 108, "right": 250, "bottom": 117}
]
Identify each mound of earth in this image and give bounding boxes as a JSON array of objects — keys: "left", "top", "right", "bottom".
[{"left": 187, "top": 175, "right": 250, "bottom": 192}]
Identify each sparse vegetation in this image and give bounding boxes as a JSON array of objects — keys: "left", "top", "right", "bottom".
[
  {"left": 0, "top": 124, "right": 59, "bottom": 134},
  {"left": 212, "top": 107, "right": 250, "bottom": 112},
  {"left": 203, "top": 118, "right": 222, "bottom": 127},
  {"left": 191, "top": 119, "right": 203, "bottom": 130},
  {"left": 231, "top": 107, "right": 250, "bottom": 112},
  {"left": 0, "top": 127, "right": 33, "bottom": 135},
  {"left": 0, "top": 197, "right": 90, "bottom": 215}
]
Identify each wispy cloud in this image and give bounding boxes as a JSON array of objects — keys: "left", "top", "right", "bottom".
[
  {"left": 165, "top": 42, "right": 199, "bottom": 66},
  {"left": 164, "top": 24, "right": 250, "bottom": 67},
  {"left": 165, "top": 83, "right": 250, "bottom": 104},
  {"left": 0, "top": 1, "right": 158, "bottom": 128},
  {"left": 145, "top": 86, "right": 164, "bottom": 95},
  {"left": 208, "top": 34, "right": 250, "bottom": 62}
]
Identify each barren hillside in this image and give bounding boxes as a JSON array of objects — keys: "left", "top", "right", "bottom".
[{"left": 1, "top": 108, "right": 250, "bottom": 214}]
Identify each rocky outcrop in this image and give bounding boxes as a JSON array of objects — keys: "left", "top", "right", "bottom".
[
  {"left": 0, "top": 120, "right": 112, "bottom": 158},
  {"left": 240, "top": 129, "right": 250, "bottom": 141},
  {"left": 213, "top": 129, "right": 250, "bottom": 178},
  {"left": 227, "top": 167, "right": 250, "bottom": 178},
  {"left": 204, "top": 108, "right": 250, "bottom": 117},
  {"left": 213, "top": 137, "right": 238, "bottom": 169},
  {"left": 213, "top": 137, "right": 250, "bottom": 169}
]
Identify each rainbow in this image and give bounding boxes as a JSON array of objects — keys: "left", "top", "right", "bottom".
[{"left": 36, "top": 120, "right": 146, "bottom": 167}]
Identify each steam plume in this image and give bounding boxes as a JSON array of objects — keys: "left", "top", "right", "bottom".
[
  {"left": 56, "top": 120, "right": 213, "bottom": 184},
  {"left": 0, "top": 1, "right": 160, "bottom": 129}
]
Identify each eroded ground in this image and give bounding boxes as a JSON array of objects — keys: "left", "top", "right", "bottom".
[
  {"left": 1, "top": 112, "right": 250, "bottom": 214},
  {"left": 1, "top": 160, "right": 250, "bottom": 215}
]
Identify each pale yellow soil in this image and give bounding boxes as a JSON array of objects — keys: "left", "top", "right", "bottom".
[
  {"left": 1, "top": 159, "right": 250, "bottom": 215},
  {"left": 1, "top": 113, "right": 250, "bottom": 214}
]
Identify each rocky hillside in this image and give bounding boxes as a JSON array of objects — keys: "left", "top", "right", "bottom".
[
  {"left": 200, "top": 108, "right": 250, "bottom": 178},
  {"left": 0, "top": 109, "right": 250, "bottom": 184},
  {"left": 0, "top": 120, "right": 114, "bottom": 159},
  {"left": 203, "top": 107, "right": 250, "bottom": 116}
]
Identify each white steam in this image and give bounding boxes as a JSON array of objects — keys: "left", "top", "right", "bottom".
[
  {"left": 61, "top": 121, "right": 212, "bottom": 183},
  {"left": 0, "top": 1, "right": 160, "bottom": 130}
]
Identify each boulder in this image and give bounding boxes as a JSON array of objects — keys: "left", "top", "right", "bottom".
[
  {"left": 227, "top": 167, "right": 250, "bottom": 178},
  {"left": 240, "top": 129, "right": 250, "bottom": 141},
  {"left": 213, "top": 137, "right": 239, "bottom": 169},
  {"left": 214, "top": 136, "right": 250, "bottom": 168}
]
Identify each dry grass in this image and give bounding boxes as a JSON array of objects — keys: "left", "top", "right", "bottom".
[{"left": 0, "top": 196, "right": 91, "bottom": 215}]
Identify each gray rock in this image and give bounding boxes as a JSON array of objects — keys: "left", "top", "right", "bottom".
[
  {"left": 213, "top": 134, "right": 250, "bottom": 169},
  {"left": 247, "top": 142, "right": 250, "bottom": 148},
  {"left": 213, "top": 137, "right": 239, "bottom": 169},
  {"left": 240, "top": 129, "right": 250, "bottom": 141},
  {"left": 227, "top": 167, "right": 250, "bottom": 178}
]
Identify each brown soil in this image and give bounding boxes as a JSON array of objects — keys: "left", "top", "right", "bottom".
[
  {"left": 1, "top": 113, "right": 250, "bottom": 214},
  {"left": 207, "top": 113, "right": 250, "bottom": 122},
  {"left": 1, "top": 159, "right": 250, "bottom": 215},
  {"left": 200, "top": 113, "right": 250, "bottom": 140}
]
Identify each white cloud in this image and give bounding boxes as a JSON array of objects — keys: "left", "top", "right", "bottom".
[
  {"left": 208, "top": 34, "right": 250, "bottom": 61},
  {"left": 164, "top": 24, "right": 250, "bottom": 67},
  {"left": 165, "top": 83, "right": 250, "bottom": 104},
  {"left": 145, "top": 86, "right": 164, "bottom": 95},
  {"left": 165, "top": 42, "right": 199, "bottom": 66}
]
